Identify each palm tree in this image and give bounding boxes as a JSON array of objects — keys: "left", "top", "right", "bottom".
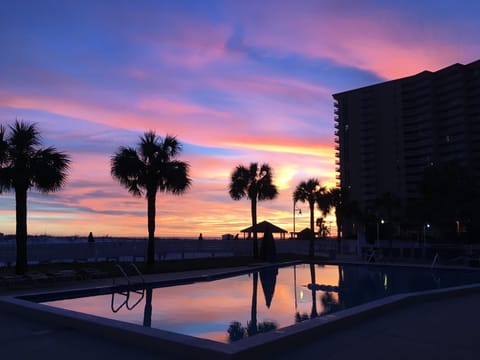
[
  {"left": 293, "top": 178, "right": 325, "bottom": 257},
  {"left": 111, "top": 132, "right": 191, "bottom": 268},
  {"left": 326, "top": 188, "right": 342, "bottom": 239},
  {"left": 229, "top": 163, "right": 278, "bottom": 258},
  {"left": 0, "top": 121, "right": 70, "bottom": 274},
  {"left": 316, "top": 217, "right": 330, "bottom": 239}
]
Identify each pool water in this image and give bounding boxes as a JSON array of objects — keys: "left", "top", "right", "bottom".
[{"left": 42, "top": 263, "right": 480, "bottom": 343}]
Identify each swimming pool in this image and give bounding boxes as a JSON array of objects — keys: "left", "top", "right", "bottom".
[
  {"left": 34, "top": 262, "right": 480, "bottom": 344},
  {"left": 3, "top": 262, "right": 480, "bottom": 359}
]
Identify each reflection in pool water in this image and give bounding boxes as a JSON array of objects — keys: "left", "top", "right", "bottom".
[{"left": 43, "top": 263, "right": 480, "bottom": 343}]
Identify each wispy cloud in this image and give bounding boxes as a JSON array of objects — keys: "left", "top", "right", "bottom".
[{"left": 0, "top": 0, "right": 477, "bottom": 237}]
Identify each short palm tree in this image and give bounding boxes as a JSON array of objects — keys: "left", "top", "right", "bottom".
[
  {"left": 327, "top": 188, "right": 344, "bottom": 239},
  {"left": 229, "top": 163, "right": 278, "bottom": 258},
  {"left": 293, "top": 178, "right": 326, "bottom": 257},
  {"left": 320, "top": 188, "right": 342, "bottom": 252},
  {"left": 111, "top": 132, "right": 191, "bottom": 268},
  {"left": 0, "top": 121, "right": 70, "bottom": 274}
]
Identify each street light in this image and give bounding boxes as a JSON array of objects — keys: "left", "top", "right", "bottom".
[
  {"left": 376, "top": 219, "right": 384, "bottom": 247},
  {"left": 293, "top": 201, "right": 302, "bottom": 239},
  {"left": 423, "top": 223, "right": 430, "bottom": 247}
]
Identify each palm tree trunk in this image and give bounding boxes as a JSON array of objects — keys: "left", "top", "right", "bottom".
[
  {"left": 15, "top": 186, "right": 28, "bottom": 275},
  {"left": 309, "top": 200, "right": 315, "bottom": 257},
  {"left": 146, "top": 190, "right": 156, "bottom": 268},
  {"left": 336, "top": 209, "right": 342, "bottom": 253},
  {"left": 251, "top": 197, "right": 258, "bottom": 259}
]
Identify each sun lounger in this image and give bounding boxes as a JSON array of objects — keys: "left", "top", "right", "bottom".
[
  {"left": 25, "top": 271, "right": 53, "bottom": 284},
  {"left": 0, "top": 273, "right": 30, "bottom": 287},
  {"left": 47, "top": 269, "right": 78, "bottom": 281},
  {"left": 78, "top": 267, "right": 108, "bottom": 280}
]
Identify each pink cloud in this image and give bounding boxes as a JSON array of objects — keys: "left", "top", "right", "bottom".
[
  {"left": 231, "top": 3, "right": 479, "bottom": 79},
  {"left": 126, "top": 11, "right": 234, "bottom": 70}
]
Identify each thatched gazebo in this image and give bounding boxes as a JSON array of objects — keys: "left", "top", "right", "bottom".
[{"left": 240, "top": 220, "right": 288, "bottom": 240}]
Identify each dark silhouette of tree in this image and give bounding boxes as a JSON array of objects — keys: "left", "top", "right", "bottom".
[
  {"left": 293, "top": 178, "right": 326, "bottom": 257},
  {"left": 316, "top": 217, "right": 330, "bottom": 239},
  {"left": 0, "top": 125, "right": 7, "bottom": 164},
  {"left": 320, "top": 291, "right": 342, "bottom": 315},
  {"left": 227, "top": 321, "right": 245, "bottom": 342},
  {"left": 0, "top": 121, "right": 70, "bottom": 274},
  {"left": 229, "top": 163, "right": 278, "bottom": 258},
  {"left": 319, "top": 187, "right": 343, "bottom": 251},
  {"left": 111, "top": 132, "right": 191, "bottom": 268},
  {"left": 418, "top": 162, "right": 478, "bottom": 242},
  {"left": 323, "top": 188, "right": 341, "bottom": 238}
]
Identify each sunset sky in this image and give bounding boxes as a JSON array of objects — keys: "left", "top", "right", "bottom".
[{"left": 1, "top": 0, "right": 479, "bottom": 238}]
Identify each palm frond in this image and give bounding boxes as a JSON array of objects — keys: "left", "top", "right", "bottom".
[
  {"left": 0, "top": 124, "right": 8, "bottom": 166},
  {"left": 229, "top": 164, "right": 250, "bottom": 200},
  {"left": 112, "top": 131, "right": 191, "bottom": 200},
  {"left": 9, "top": 120, "right": 41, "bottom": 152},
  {"left": 139, "top": 131, "right": 161, "bottom": 161},
  {"left": 160, "top": 160, "right": 192, "bottom": 194},
  {"left": 257, "top": 163, "right": 278, "bottom": 201},
  {"left": 294, "top": 178, "right": 321, "bottom": 203},
  {"left": 32, "top": 147, "right": 71, "bottom": 193},
  {"left": 162, "top": 134, "right": 181, "bottom": 158},
  {"left": 111, "top": 147, "right": 145, "bottom": 197}
]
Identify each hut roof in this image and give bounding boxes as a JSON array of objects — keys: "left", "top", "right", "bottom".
[{"left": 240, "top": 220, "right": 288, "bottom": 234}]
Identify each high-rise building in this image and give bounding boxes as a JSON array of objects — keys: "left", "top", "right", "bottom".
[{"left": 333, "top": 59, "right": 480, "bottom": 239}]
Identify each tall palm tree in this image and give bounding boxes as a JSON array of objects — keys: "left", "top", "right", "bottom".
[
  {"left": 111, "top": 132, "right": 191, "bottom": 268},
  {"left": 0, "top": 121, "right": 70, "bottom": 274},
  {"left": 229, "top": 163, "right": 278, "bottom": 258},
  {"left": 293, "top": 178, "right": 325, "bottom": 257}
]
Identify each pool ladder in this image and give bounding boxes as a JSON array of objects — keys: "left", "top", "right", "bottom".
[
  {"left": 111, "top": 263, "right": 146, "bottom": 312},
  {"left": 113, "top": 263, "right": 145, "bottom": 286}
]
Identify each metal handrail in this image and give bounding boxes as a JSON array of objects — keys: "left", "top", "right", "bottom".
[
  {"left": 128, "top": 263, "right": 145, "bottom": 284},
  {"left": 111, "top": 263, "right": 146, "bottom": 312},
  {"left": 113, "top": 263, "right": 131, "bottom": 285},
  {"left": 111, "top": 290, "right": 129, "bottom": 313},
  {"left": 431, "top": 253, "right": 439, "bottom": 268}
]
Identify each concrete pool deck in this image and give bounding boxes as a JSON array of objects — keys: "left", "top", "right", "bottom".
[{"left": 1, "top": 265, "right": 480, "bottom": 360}]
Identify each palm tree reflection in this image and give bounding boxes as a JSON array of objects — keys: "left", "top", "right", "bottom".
[
  {"left": 143, "top": 287, "right": 153, "bottom": 327},
  {"left": 227, "top": 270, "right": 278, "bottom": 342},
  {"left": 296, "top": 263, "right": 318, "bottom": 322},
  {"left": 295, "top": 263, "right": 342, "bottom": 323},
  {"left": 248, "top": 271, "right": 258, "bottom": 336}
]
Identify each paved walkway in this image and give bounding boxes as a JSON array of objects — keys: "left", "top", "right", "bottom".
[{"left": 1, "top": 267, "right": 479, "bottom": 360}]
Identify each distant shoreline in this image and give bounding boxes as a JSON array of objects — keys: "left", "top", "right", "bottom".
[{"left": 0, "top": 235, "right": 234, "bottom": 243}]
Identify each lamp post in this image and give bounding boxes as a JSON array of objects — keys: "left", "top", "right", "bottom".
[
  {"left": 293, "top": 201, "right": 302, "bottom": 239},
  {"left": 376, "top": 219, "right": 384, "bottom": 247},
  {"left": 423, "top": 223, "right": 430, "bottom": 256}
]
